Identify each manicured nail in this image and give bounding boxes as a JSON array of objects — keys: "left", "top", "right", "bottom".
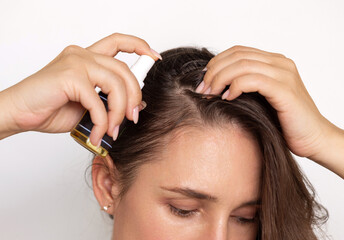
[
  {"left": 204, "top": 87, "right": 211, "bottom": 94},
  {"left": 113, "top": 125, "right": 119, "bottom": 141},
  {"left": 195, "top": 81, "right": 205, "bottom": 93},
  {"left": 97, "top": 139, "right": 102, "bottom": 148},
  {"left": 202, "top": 67, "right": 207, "bottom": 71},
  {"left": 133, "top": 106, "right": 139, "bottom": 124},
  {"left": 139, "top": 101, "right": 147, "bottom": 111},
  {"left": 87, "top": 138, "right": 100, "bottom": 149},
  {"left": 150, "top": 48, "right": 162, "bottom": 60},
  {"left": 222, "top": 89, "right": 230, "bottom": 100}
]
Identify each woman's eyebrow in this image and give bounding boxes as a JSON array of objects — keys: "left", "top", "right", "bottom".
[
  {"left": 160, "top": 186, "right": 261, "bottom": 208},
  {"left": 160, "top": 186, "right": 218, "bottom": 202},
  {"left": 233, "top": 199, "right": 261, "bottom": 210}
]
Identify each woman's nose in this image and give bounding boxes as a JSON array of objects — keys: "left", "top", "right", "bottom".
[{"left": 202, "top": 220, "right": 228, "bottom": 240}]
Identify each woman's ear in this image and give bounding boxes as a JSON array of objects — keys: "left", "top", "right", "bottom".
[{"left": 92, "top": 155, "right": 121, "bottom": 216}]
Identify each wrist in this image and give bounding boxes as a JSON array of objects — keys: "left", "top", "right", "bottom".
[
  {"left": 309, "top": 118, "right": 344, "bottom": 178},
  {"left": 0, "top": 88, "right": 21, "bottom": 139}
]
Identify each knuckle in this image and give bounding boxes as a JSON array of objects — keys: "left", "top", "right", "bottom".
[
  {"left": 109, "top": 33, "right": 121, "bottom": 49},
  {"left": 110, "top": 32, "right": 122, "bottom": 39},
  {"left": 61, "top": 46, "right": 85, "bottom": 67},
  {"left": 62, "top": 45, "right": 81, "bottom": 56},
  {"left": 238, "top": 59, "right": 252, "bottom": 68},
  {"left": 96, "top": 114, "right": 109, "bottom": 127},
  {"left": 231, "top": 45, "right": 245, "bottom": 52},
  {"left": 205, "top": 65, "right": 214, "bottom": 75},
  {"left": 212, "top": 73, "right": 219, "bottom": 85},
  {"left": 207, "top": 57, "right": 216, "bottom": 67},
  {"left": 232, "top": 50, "right": 248, "bottom": 60},
  {"left": 136, "top": 37, "right": 149, "bottom": 46},
  {"left": 286, "top": 57, "right": 297, "bottom": 69},
  {"left": 231, "top": 78, "right": 240, "bottom": 87},
  {"left": 112, "top": 77, "right": 125, "bottom": 94}
]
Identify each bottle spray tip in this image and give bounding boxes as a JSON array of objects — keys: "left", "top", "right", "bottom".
[{"left": 130, "top": 55, "right": 156, "bottom": 89}]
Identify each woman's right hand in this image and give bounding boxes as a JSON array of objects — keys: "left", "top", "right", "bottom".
[{"left": 0, "top": 33, "right": 162, "bottom": 146}]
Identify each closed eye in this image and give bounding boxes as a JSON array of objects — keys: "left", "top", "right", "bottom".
[
  {"left": 169, "top": 204, "right": 258, "bottom": 226},
  {"left": 234, "top": 216, "right": 258, "bottom": 225},
  {"left": 168, "top": 204, "right": 198, "bottom": 218}
]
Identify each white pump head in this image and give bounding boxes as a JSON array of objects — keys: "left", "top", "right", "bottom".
[{"left": 129, "top": 55, "right": 156, "bottom": 89}]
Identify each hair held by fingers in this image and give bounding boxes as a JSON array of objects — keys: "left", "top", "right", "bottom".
[{"left": 93, "top": 46, "right": 329, "bottom": 240}]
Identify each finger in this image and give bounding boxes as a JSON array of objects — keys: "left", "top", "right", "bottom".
[
  {"left": 206, "top": 45, "right": 286, "bottom": 70},
  {"left": 197, "top": 48, "right": 288, "bottom": 94},
  {"left": 204, "top": 59, "right": 288, "bottom": 95},
  {"left": 86, "top": 32, "right": 162, "bottom": 61},
  {"left": 200, "top": 51, "right": 292, "bottom": 94},
  {"left": 75, "top": 84, "right": 108, "bottom": 147},
  {"left": 91, "top": 53, "right": 143, "bottom": 124},
  {"left": 85, "top": 62, "right": 128, "bottom": 137},
  {"left": 222, "top": 73, "right": 288, "bottom": 108}
]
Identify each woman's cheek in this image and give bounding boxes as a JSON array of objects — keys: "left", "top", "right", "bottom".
[
  {"left": 227, "top": 221, "right": 259, "bottom": 240},
  {"left": 113, "top": 196, "right": 175, "bottom": 240}
]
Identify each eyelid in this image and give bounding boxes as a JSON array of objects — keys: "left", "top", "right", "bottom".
[
  {"left": 168, "top": 203, "right": 259, "bottom": 225},
  {"left": 230, "top": 205, "right": 259, "bottom": 217},
  {"left": 231, "top": 211, "right": 259, "bottom": 224},
  {"left": 233, "top": 215, "right": 258, "bottom": 225},
  {"left": 230, "top": 210, "right": 258, "bottom": 219},
  {"left": 168, "top": 204, "right": 199, "bottom": 218},
  {"left": 167, "top": 198, "right": 202, "bottom": 208},
  {"left": 168, "top": 200, "right": 200, "bottom": 208},
  {"left": 169, "top": 204, "right": 198, "bottom": 212}
]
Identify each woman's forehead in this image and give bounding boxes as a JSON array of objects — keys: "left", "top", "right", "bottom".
[{"left": 138, "top": 126, "right": 262, "bottom": 204}]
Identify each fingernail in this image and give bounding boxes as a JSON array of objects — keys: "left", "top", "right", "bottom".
[
  {"left": 139, "top": 101, "right": 147, "bottom": 111},
  {"left": 150, "top": 48, "right": 162, "bottom": 60},
  {"left": 202, "top": 67, "right": 207, "bottom": 71},
  {"left": 87, "top": 138, "right": 101, "bottom": 149},
  {"left": 204, "top": 87, "right": 211, "bottom": 94},
  {"left": 222, "top": 89, "right": 230, "bottom": 100},
  {"left": 195, "top": 81, "right": 205, "bottom": 93},
  {"left": 97, "top": 139, "right": 102, "bottom": 148},
  {"left": 113, "top": 125, "right": 119, "bottom": 141},
  {"left": 133, "top": 106, "right": 139, "bottom": 124}
]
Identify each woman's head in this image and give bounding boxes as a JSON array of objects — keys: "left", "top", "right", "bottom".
[{"left": 91, "top": 47, "right": 328, "bottom": 239}]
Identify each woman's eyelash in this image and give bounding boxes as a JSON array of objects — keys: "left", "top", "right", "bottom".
[
  {"left": 235, "top": 216, "right": 257, "bottom": 225},
  {"left": 168, "top": 204, "right": 257, "bottom": 225},
  {"left": 168, "top": 204, "right": 198, "bottom": 218}
]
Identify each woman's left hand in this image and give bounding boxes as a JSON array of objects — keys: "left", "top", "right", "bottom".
[{"left": 195, "top": 45, "right": 336, "bottom": 162}]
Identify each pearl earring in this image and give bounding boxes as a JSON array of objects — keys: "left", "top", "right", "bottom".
[{"left": 101, "top": 203, "right": 112, "bottom": 211}]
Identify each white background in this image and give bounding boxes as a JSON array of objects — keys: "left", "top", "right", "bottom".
[{"left": 0, "top": 0, "right": 343, "bottom": 239}]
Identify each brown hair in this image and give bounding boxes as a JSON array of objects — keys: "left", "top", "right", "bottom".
[{"left": 93, "top": 46, "right": 329, "bottom": 239}]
